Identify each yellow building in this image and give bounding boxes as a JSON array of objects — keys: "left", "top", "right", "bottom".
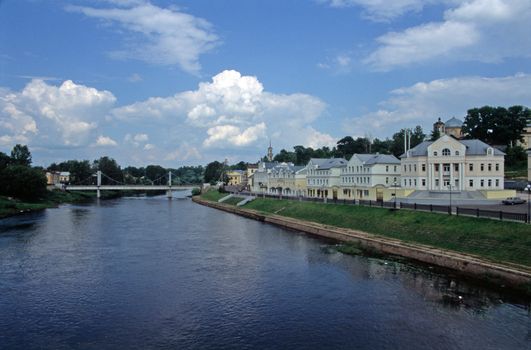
[{"left": 226, "top": 170, "right": 244, "bottom": 186}]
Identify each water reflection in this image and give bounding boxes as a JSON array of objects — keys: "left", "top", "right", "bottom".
[{"left": 0, "top": 197, "right": 529, "bottom": 350}]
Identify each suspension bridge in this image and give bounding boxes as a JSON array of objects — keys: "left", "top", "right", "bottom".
[{"left": 62, "top": 171, "right": 201, "bottom": 198}]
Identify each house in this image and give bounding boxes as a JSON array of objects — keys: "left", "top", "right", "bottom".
[
  {"left": 45, "top": 171, "right": 61, "bottom": 185},
  {"left": 400, "top": 134, "right": 504, "bottom": 191},
  {"left": 339, "top": 153, "right": 401, "bottom": 201},
  {"left": 59, "top": 171, "right": 70, "bottom": 184},
  {"left": 226, "top": 170, "right": 244, "bottom": 186},
  {"left": 250, "top": 161, "right": 278, "bottom": 194},
  {"left": 268, "top": 163, "right": 306, "bottom": 197},
  {"left": 306, "top": 158, "right": 347, "bottom": 199}
]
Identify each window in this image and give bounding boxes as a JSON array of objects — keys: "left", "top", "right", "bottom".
[
  {"left": 455, "top": 151, "right": 460, "bottom": 156},
  {"left": 414, "top": 179, "right": 417, "bottom": 186},
  {"left": 435, "top": 164, "right": 439, "bottom": 171},
  {"left": 443, "top": 164, "right": 450, "bottom": 172},
  {"left": 442, "top": 148, "right": 451, "bottom": 156},
  {"left": 454, "top": 164, "right": 459, "bottom": 171},
  {"left": 404, "top": 165, "right": 407, "bottom": 172},
  {"left": 488, "top": 179, "right": 492, "bottom": 187},
  {"left": 422, "top": 164, "right": 426, "bottom": 172},
  {"left": 495, "top": 179, "right": 499, "bottom": 187},
  {"left": 386, "top": 166, "right": 389, "bottom": 172},
  {"left": 409, "top": 164, "right": 412, "bottom": 172},
  {"left": 435, "top": 179, "right": 439, "bottom": 186},
  {"left": 487, "top": 147, "right": 493, "bottom": 155},
  {"left": 455, "top": 179, "right": 459, "bottom": 187},
  {"left": 386, "top": 177, "right": 389, "bottom": 184},
  {"left": 469, "top": 179, "right": 473, "bottom": 187},
  {"left": 394, "top": 166, "right": 397, "bottom": 172},
  {"left": 480, "top": 179, "right": 484, "bottom": 187},
  {"left": 488, "top": 163, "right": 492, "bottom": 171},
  {"left": 393, "top": 177, "right": 397, "bottom": 184},
  {"left": 469, "top": 163, "right": 473, "bottom": 171},
  {"left": 495, "top": 163, "right": 499, "bottom": 171},
  {"left": 480, "top": 164, "right": 484, "bottom": 171},
  {"left": 414, "top": 165, "right": 417, "bottom": 172},
  {"left": 434, "top": 151, "right": 438, "bottom": 156},
  {"left": 422, "top": 179, "right": 426, "bottom": 186},
  {"left": 409, "top": 179, "right": 412, "bottom": 186}
]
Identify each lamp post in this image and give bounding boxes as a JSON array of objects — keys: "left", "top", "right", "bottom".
[
  {"left": 526, "top": 184, "right": 531, "bottom": 223},
  {"left": 448, "top": 183, "right": 453, "bottom": 215},
  {"left": 393, "top": 180, "right": 397, "bottom": 209}
]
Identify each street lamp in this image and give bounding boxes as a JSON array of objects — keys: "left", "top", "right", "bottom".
[
  {"left": 393, "top": 181, "right": 397, "bottom": 209},
  {"left": 448, "top": 183, "right": 453, "bottom": 215},
  {"left": 525, "top": 184, "right": 531, "bottom": 223}
]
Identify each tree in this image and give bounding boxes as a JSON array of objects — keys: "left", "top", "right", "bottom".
[
  {"left": 462, "top": 105, "right": 529, "bottom": 145},
  {"left": 0, "top": 165, "right": 47, "bottom": 200},
  {"left": 145, "top": 165, "right": 167, "bottom": 184},
  {"left": 204, "top": 161, "right": 224, "bottom": 184},
  {"left": 371, "top": 138, "right": 392, "bottom": 154},
  {"left": 93, "top": 157, "right": 123, "bottom": 185},
  {"left": 390, "top": 126, "right": 425, "bottom": 157},
  {"left": 273, "top": 149, "right": 296, "bottom": 163},
  {"left": 430, "top": 128, "right": 441, "bottom": 141},
  {"left": 505, "top": 145, "right": 527, "bottom": 168},
  {"left": 0, "top": 151, "right": 11, "bottom": 172},
  {"left": 10, "top": 144, "right": 32, "bottom": 166}
]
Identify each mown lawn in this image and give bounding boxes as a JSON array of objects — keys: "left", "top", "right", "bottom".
[
  {"left": 199, "top": 190, "right": 228, "bottom": 202},
  {"left": 223, "top": 196, "right": 245, "bottom": 206},
  {"left": 240, "top": 198, "right": 531, "bottom": 267}
]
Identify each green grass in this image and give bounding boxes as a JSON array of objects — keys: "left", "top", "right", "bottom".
[
  {"left": 200, "top": 190, "right": 228, "bottom": 202},
  {"left": 237, "top": 198, "right": 531, "bottom": 267},
  {"left": 223, "top": 196, "right": 245, "bottom": 206}
]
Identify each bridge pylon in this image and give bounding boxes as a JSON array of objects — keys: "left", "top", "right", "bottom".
[
  {"left": 166, "top": 171, "right": 172, "bottom": 199},
  {"left": 97, "top": 170, "right": 102, "bottom": 198}
]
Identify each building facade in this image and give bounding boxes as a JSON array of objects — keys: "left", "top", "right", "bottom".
[
  {"left": 268, "top": 163, "right": 306, "bottom": 196},
  {"left": 306, "top": 158, "right": 347, "bottom": 199},
  {"left": 226, "top": 170, "right": 244, "bottom": 186},
  {"left": 401, "top": 135, "right": 504, "bottom": 191},
  {"left": 340, "top": 154, "right": 401, "bottom": 200}
]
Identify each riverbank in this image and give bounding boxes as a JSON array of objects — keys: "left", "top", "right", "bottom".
[
  {"left": 193, "top": 194, "right": 531, "bottom": 294},
  {"left": 0, "top": 189, "right": 159, "bottom": 219}
]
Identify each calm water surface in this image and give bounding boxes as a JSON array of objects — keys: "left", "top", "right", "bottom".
[{"left": 0, "top": 196, "right": 529, "bottom": 349}]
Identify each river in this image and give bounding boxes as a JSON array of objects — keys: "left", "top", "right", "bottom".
[{"left": 0, "top": 195, "right": 529, "bottom": 349}]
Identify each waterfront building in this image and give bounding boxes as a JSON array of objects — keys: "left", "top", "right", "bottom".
[
  {"left": 400, "top": 134, "right": 504, "bottom": 191},
  {"left": 268, "top": 162, "right": 307, "bottom": 197},
  {"left": 518, "top": 124, "right": 531, "bottom": 150},
  {"left": 250, "top": 161, "right": 278, "bottom": 194},
  {"left": 226, "top": 170, "right": 244, "bottom": 186},
  {"left": 306, "top": 158, "right": 347, "bottom": 199},
  {"left": 339, "top": 153, "right": 401, "bottom": 200}
]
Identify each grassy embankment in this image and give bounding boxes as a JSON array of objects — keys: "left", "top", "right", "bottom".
[{"left": 200, "top": 192, "right": 531, "bottom": 267}]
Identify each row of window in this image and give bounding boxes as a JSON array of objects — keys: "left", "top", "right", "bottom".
[
  {"left": 308, "top": 178, "right": 329, "bottom": 186},
  {"left": 403, "top": 163, "right": 500, "bottom": 173},
  {"left": 342, "top": 165, "right": 399, "bottom": 174},
  {"left": 402, "top": 178, "right": 501, "bottom": 188},
  {"left": 308, "top": 169, "right": 331, "bottom": 175}
]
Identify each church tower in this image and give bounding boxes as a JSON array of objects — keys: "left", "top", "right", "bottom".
[{"left": 267, "top": 140, "right": 273, "bottom": 162}]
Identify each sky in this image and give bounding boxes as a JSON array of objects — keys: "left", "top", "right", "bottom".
[{"left": 1, "top": 0, "right": 531, "bottom": 167}]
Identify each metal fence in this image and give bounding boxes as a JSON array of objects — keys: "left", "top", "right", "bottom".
[{"left": 240, "top": 191, "right": 529, "bottom": 224}]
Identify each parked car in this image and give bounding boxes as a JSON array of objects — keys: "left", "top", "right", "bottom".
[{"left": 501, "top": 197, "right": 526, "bottom": 205}]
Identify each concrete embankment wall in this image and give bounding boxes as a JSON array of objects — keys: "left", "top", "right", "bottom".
[{"left": 193, "top": 197, "right": 531, "bottom": 290}]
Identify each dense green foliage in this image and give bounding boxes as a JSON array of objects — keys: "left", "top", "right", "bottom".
[
  {"left": 204, "top": 161, "right": 225, "bottom": 184},
  {"left": 462, "top": 105, "right": 530, "bottom": 145},
  {"left": 48, "top": 160, "right": 92, "bottom": 183},
  {"left": 10, "top": 144, "right": 32, "bottom": 166},
  {"left": 216, "top": 197, "right": 531, "bottom": 267},
  {"left": 0, "top": 165, "right": 47, "bottom": 200}
]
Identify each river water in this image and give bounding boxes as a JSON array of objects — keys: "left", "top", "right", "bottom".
[{"left": 0, "top": 195, "right": 529, "bottom": 349}]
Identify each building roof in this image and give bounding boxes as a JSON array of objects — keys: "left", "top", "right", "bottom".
[
  {"left": 309, "top": 158, "right": 347, "bottom": 169},
  {"left": 402, "top": 138, "right": 504, "bottom": 158},
  {"left": 445, "top": 117, "right": 463, "bottom": 128},
  {"left": 59, "top": 171, "right": 70, "bottom": 176},
  {"left": 353, "top": 153, "right": 400, "bottom": 165}
]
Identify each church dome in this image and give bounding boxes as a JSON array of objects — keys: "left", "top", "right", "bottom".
[{"left": 445, "top": 117, "right": 463, "bottom": 128}]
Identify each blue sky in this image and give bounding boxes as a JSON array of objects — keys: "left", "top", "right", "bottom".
[{"left": 1, "top": 0, "right": 531, "bottom": 167}]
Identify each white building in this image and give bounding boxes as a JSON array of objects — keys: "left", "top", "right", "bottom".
[
  {"left": 401, "top": 134, "right": 504, "bottom": 191},
  {"left": 306, "top": 158, "right": 347, "bottom": 199},
  {"left": 340, "top": 154, "right": 401, "bottom": 200}
]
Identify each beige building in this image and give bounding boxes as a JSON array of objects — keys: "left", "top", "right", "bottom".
[
  {"left": 267, "top": 163, "right": 307, "bottom": 197},
  {"left": 518, "top": 124, "right": 531, "bottom": 150},
  {"left": 226, "top": 170, "right": 244, "bottom": 186},
  {"left": 401, "top": 134, "right": 504, "bottom": 191},
  {"left": 340, "top": 154, "right": 401, "bottom": 201},
  {"left": 306, "top": 158, "right": 347, "bottom": 199}
]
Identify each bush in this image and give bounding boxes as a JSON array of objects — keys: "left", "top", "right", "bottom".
[
  {"left": 191, "top": 187, "right": 201, "bottom": 196},
  {"left": 0, "top": 165, "right": 47, "bottom": 201}
]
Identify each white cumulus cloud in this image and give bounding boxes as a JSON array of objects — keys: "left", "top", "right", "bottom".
[
  {"left": 364, "top": 0, "right": 531, "bottom": 70},
  {"left": 67, "top": 1, "right": 219, "bottom": 74},
  {"left": 112, "top": 70, "right": 332, "bottom": 151},
  {"left": 344, "top": 73, "right": 531, "bottom": 138},
  {"left": 0, "top": 79, "right": 116, "bottom": 147},
  {"left": 94, "top": 135, "right": 118, "bottom": 147}
]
